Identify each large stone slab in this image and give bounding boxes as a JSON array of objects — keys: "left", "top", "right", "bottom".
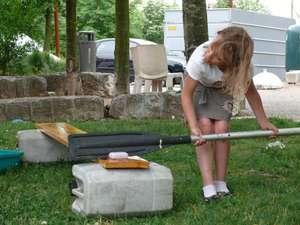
[
  {"left": 17, "top": 129, "right": 69, "bottom": 163},
  {"left": 43, "top": 74, "right": 66, "bottom": 96},
  {"left": 2, "top": 98, "right": 31, "bottom": 121},
  {"left": 80, "top": 72, "right": 116, "bottom": 98},
  {"left": 44, "top": 72, "right": 116, "bottom": 98},
  {"left": 109, "top": 92, "right": 183, "bottom": 119},
  {"left": 74, "top": 96, "right": 104, "bottom": 120},
  {"left": 71, "top": 162, "right": 173, "bottom": 216},
  {"left": 0, "top": 76, "right": 47, "bottom": 99},
  {"left": 0, "top": 96, "right": 104, "bottom": 122}
]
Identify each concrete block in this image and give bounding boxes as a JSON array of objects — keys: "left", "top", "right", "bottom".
[
  {"left": 71, "top": 162, "right": 173, "bottom": 216},
  {"left": 17, "top": 129, "right": 69, "bottom": 163}
]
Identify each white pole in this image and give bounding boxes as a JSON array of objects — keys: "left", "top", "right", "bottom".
[{"left": 191, "top": 128, "right": 300, "bottom": 142}]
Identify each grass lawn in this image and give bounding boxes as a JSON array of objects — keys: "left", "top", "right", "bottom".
[{"left": 0, "top": 118, "right": 300, "bottom": 225}]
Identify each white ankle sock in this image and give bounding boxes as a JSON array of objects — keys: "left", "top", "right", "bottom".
[
  {"left": 202, "top": 184, "right": 217, "bottom": 198},
  {"left": 214, "top": 180, "right": 229, "bottom": 193}
]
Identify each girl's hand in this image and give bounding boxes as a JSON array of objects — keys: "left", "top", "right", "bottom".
[
  {"left": 259, "top": 120, "right": 279, "bottom": 136},
  {"left": 191, "top": 127, "right": 207, "bottom": 146}
]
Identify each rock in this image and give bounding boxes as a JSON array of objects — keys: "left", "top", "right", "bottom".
[
  {"left": 43, "top": 73, "right": 66, "bottom": 96},
  {"left": 80, "top": 72, "right": 116, "bottom": 98},
  {"left": 109, "top": 92, "right": 183, "bottom": 119},
  {"left": 0, "top": 76, "right": 47, "bottom": 98},
  {"left": 0, "top": 96, "right": 104, "bottom": 122}
]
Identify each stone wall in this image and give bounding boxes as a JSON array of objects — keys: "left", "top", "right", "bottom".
[
  {"left": 0, "top": 73, "right": 116, "bottom": 99},
  {"left": 0, "top": 76, "right": 48, "bottom": 99},
  {"left": 44, "top": 72, "right": 116, "bottom": 98},
  {"left": 109, "top": 92, "right": 183, "bottom": 119},
  {"left": 0, "top": 96, "right": 104, "bottom": 122}
]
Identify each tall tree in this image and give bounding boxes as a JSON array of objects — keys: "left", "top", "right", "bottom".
[
  {"left": 65, "top": 0, "right": 81, "bottom": 95},
  {"left": 77, "top": 0, "right": 115, "bottom": 39},
  {"left": 182, "top": 0, "right": 208, "bottom": 60},
  {"left": 115, "top": 0, "right": 130, "bottom": 94},
  {"left": 43, "top": 1, "right": 52, "bottom": 52},
  {"left": 54, "top": 0, "right": 61, "bottom": 57},
  {"left": 215, "top": 0, "right": 268, "bottom": 13},
  {"left": 0, "top": 0, "right": 40, "bottom": 75},
  {"left": 142, "top": 0, "right": 166, "bottom": 44}
]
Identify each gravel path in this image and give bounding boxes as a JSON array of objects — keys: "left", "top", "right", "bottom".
[{"left": 246, "top": 83, "right": 300, "bottom": 121}]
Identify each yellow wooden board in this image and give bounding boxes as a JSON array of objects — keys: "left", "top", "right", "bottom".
[
  {"left": 35, "top": 123, "right": 86, "bottom": 146},
  {"left": 97, "top": 156, "right": 150, "bottom": 169}
]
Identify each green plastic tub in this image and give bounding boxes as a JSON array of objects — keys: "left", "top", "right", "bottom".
[{"left": 0, "top": 149, "right": 23, "bottom": 172}]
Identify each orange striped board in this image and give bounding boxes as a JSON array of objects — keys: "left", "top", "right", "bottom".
[
  {"left": 35, "top": 123, "right": 86, "bottom": 146},
  {"left": 97, "top": 156, "right": 150, "bottom": 169}
]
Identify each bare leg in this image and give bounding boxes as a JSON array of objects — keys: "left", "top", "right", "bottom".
[
  {"left": 196, "top": 117, "right": 215, "bottom": 186},
  {"left": 213, "top": 120, "right": 230, "bottom": 181}
]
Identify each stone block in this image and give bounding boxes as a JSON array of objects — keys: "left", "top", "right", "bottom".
[
  {"left": 0, "top": 77, "right": 17, "bottom": 99},
  {"left": 17, "top": 129, "right": 69, "bottom": 163},
  {"left": 0, "top": 103, "right": 6, "bottom": 121},
  {"left": 74, "top": 96, "right": 104, "bottom": 120},
  {"left": 31, "top": 97, "right": 53, "bottom": 122},
  {"left": 80, "top": 72, "right": 116, "bottom": 98},
  {"left": 71, "top": 162, "right": 173, "bottom": 216},
  {"left": 4, "top": 98, "right": 31, "bottom": 120},
  {"left": 52, "top": 97, "right": 75, "bottom": 121},
  {"left": 109, "top": 92, "right": 183, "bottom": 119},
  {"left": 25, "top": 76, "right": 48, "bottom": 97},
  {"left": 161, "top": 92, "right": 183, "bottom": 118},
  {"left": 44, "top": 74, "right": 66, "bottom": 96}
]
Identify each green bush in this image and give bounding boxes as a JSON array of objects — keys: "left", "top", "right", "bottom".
[{"left": 7, "top": 51, "right": 65, "bottom": 75}]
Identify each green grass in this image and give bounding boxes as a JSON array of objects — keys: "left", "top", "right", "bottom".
[{"left": 0, "top": 118, "right": 300, "bottom": 225}]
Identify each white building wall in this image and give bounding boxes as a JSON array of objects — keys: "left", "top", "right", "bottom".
[{"left": 164, "top": 8, "right": 296, "bottom": 79}]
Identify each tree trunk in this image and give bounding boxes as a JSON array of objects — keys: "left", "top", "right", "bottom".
[
  {"left": 115, "top": 0, "right": 129, "bottom": 95},
  {"left": 66, "top": 0, "right": 81, "bottom": 95},
  {"left": 54, "top": 0, "right": 60, "bottom": 57},
  {"left": 182, "top": 0, "right": 208, "bottom": 60},
  {"left": 43, "top": 6, "right": 52, "bottom": 52}
]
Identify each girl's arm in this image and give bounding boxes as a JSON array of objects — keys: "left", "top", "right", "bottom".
[
  {"left": 181, "top": 76, "right": 206, "bottom": 145},
  {"left": 245, "top": 80, "right": 278, "bottom": 133}
]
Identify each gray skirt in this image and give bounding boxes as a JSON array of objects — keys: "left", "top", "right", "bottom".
[{"left": 193, "top": 83, "right": 234, "bottom": 121}]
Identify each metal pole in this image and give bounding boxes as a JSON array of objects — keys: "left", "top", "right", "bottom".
[{"left": 191, "top": 128, "right": 300, "bottom": 142}]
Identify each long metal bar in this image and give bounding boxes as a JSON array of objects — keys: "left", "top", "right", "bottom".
[{"left": 191, "top": 128, "right": 300, "bottom": 142}]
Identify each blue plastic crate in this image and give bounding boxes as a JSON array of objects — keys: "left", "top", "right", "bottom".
[{"left": 0, "top": 149, "right": 23, "bottom": 172}]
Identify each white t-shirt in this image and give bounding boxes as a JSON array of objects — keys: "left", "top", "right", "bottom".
[{"left": 186, "top": 40, "right": 253, "bottom": 88}]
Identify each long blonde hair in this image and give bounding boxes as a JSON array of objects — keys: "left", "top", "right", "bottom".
[{"left": 204, "top": 26, "right": 254, "bottom": 97}]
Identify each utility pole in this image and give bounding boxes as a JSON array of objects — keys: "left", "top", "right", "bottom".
[{"left": 228, "top": 0, "right": 233, "bottom": 8}]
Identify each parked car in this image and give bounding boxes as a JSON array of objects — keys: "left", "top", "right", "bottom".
[{"left": 96, "top": 38, "right": 186, "bottom": 82}]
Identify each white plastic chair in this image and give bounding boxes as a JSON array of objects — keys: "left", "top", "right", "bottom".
[{"left": 130, "top": 44, "right": 183, "bottom": 93}]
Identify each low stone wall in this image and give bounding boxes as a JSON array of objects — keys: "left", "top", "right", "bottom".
[
  {"left": 0, "top": 76, "right": 47, "bottom": 99},
  {"left": 0, "top": 73, "right": 116, "bottom": 99},
  {"left": 0, "top": 96, "right": 104, "bottom": 122},
  {"left": 109, "top": 92, "right": 183, "bottom": 119},
  {"left": 44, "top": 72, "right": 116, "bottom": 98}
]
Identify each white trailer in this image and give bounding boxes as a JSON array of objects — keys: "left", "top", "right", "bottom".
[{"left": 164, "top": 8, "right": 295, "bottom": 79}]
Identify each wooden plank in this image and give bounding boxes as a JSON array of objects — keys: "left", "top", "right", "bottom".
[
  {"left": 97, "top": 156, "right": 150, "bottom": 169},
  {"left": 35, "top": 123, "right": 86, "bottom": 146}
]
